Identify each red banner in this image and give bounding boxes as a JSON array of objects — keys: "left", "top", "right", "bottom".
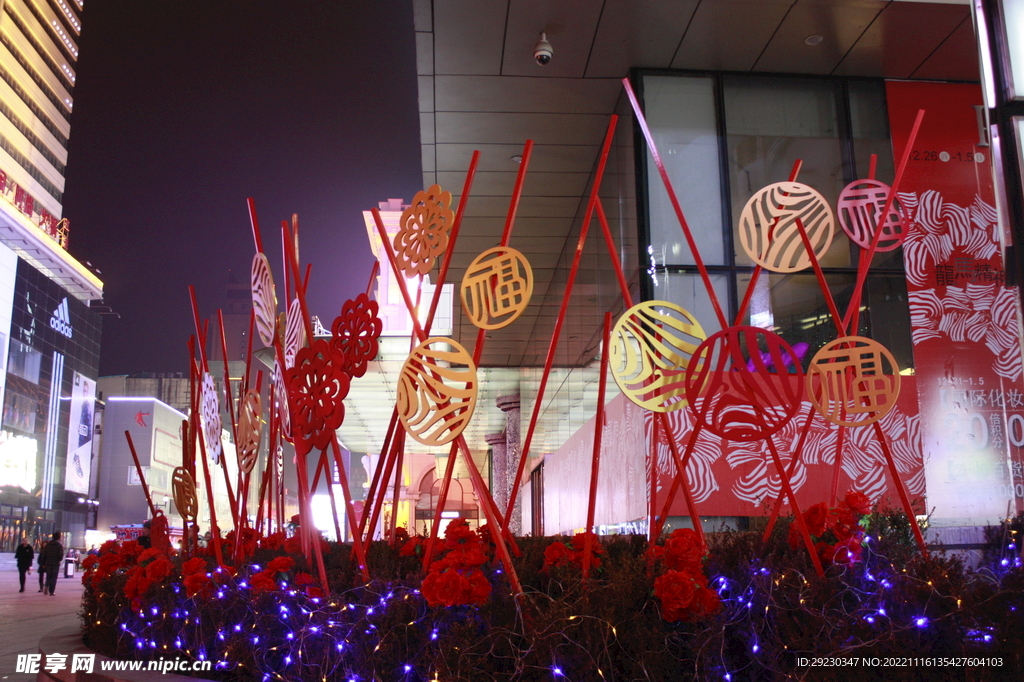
[{"left": 887, "top": 80, "right": 1024, "bottom": 524}]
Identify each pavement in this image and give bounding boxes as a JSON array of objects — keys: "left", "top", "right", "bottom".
[{"left": 0, "top": 552, "right": 85, "bottom": 682}]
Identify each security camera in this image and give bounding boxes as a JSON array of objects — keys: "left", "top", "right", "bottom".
[{"left": 534, "top": 32, "right": 552, "bottom": 66}]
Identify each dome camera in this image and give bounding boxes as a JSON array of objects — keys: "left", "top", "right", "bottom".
[{"left": 534, "top": 32, "right": 552, "bottom": 66}]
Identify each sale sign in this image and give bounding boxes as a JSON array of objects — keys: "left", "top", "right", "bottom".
[{"left": 887, "top": 80, "right": 1024, "bottom": 525}]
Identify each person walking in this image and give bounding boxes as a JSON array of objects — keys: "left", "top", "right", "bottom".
[
  {"left": 39, "top": 532, "right": 64, "bottom": 596},
  {"left": 37, "top": 544, "right": 44, "bottom": 592},
  {"left": 14, "top": 538, "right": 33, "bottom": 592}
]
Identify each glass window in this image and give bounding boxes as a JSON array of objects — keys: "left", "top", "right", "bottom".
[
  {"left": 8, "top": 339, "right": 41, "bottom": 384},
  {"left": 724, "top": 76, "right": 852, "bottom": 269},
  {"left": 643, "top": 76, "right": 725, "bottom": 266},
  {"left": 649, "top": 271, "right": 731, "bottom": 337}
]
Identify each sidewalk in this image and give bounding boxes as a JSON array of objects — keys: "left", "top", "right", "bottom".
[{"left": 0, "top": 553, "right": 84, "bottom": 682}]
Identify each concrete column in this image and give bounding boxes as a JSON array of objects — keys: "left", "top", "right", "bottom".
[
  {"left": 484, "top": 431, "right": 507, "bottom": 523},
  {"left": 497, "top": 393, "right": 522, "bottom": 535}
]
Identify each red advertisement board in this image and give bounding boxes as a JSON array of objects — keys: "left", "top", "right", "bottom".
[{"left": 887, "top": 80, "right": 1024, "bottom": 523}]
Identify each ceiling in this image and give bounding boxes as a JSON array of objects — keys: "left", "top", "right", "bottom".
[{"left": 340, "top": 0, "right": 980, "bottom": 460}]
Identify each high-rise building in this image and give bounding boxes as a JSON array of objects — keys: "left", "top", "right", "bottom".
[{"left": 0, "top": 0, "right": 103, "bottom": 552}]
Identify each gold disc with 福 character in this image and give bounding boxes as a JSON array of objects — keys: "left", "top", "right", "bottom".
[
  {"left": 610, "top": 301, "right": 707, "bottom": 412},
  {"left": 806, "top": 336, "right": 900, "bottom": 427},
  {"left": 397, "top": 338, "right": 478, "bottom": 446},
  {"left": 460, "top": 246, "right": 534, "bottom": 330}
]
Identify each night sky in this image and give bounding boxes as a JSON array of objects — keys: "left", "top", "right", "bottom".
[{"left": 61, "top": 1, "right": 423, "bottom": 376}]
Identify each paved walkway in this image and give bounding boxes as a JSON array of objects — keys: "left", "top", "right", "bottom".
[{"left": 0, "top": 553, "right": 84, "bottom": 682}]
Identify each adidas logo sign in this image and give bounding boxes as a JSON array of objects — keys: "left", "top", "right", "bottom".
[{"left": 49, "top": 297, "right": 72, "bottom": 338}]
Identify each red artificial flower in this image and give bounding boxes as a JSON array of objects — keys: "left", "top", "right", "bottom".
[
  {"left": 803, "top": 503, "right": 834, "bottom": 538},
  {"left": 267, "top": 556, "right": 296, "bottom": 574},
  {"left": 329, "top": 293, "right": 382, "bottom": 379},
  {"left": 422, "top": 569, "right": 469, "bottom": 607},
  {"left": 305, "top": 586, "right": 324, "bottom": 599},
  {"left": 284, "top": 535, "right": 303, "bottom": 555},
  {"left": 285, "top": 339, "right": 351, "bottom": 456},
  {"left": 465, "top": 569, "right": 492, "bottom": 605},
  {"left": 832, "top": 536, "right": 864, "bottom": 565},
  {"left": 293, "top": 572, "right": 316, "bottom": 586},
  {"left": 182, "top": 557, "right": 207, "bottom": 576},
  {"left": 99, "top": 540, "right": 120, "bottom": 555},
  {"left": 443, "top": 519, "right": 479, "bottom": 549},
  {"left": 844, "top": 490, "right": 872, "bottom": 517},
  {"left": 400, "top": 537, "right": 424, "bottom": 557},
  {"left": 661, "top": 528, "right": 705, "bottom": 570},
  {"left": 145, "top": 557, "right": 173, "bottom": 582},
  {"left": 138, "top": 547, "right": 163, "bottom": 565},
  {"left": 394, "top": 526, "right": 410, "bottom": 544},
  {"left": 82, "top": 554, "right": 98, "bottom": 570},
  {"left": 260, "top": 532, "right": 286, "bottom": 550},
  {"left": 832, "top": 508, "right": 860, "bottom": 542},
  {"left": 690, "top": 587, "right": 721, "bottom": 618},
  {"left": 654, "top": 569, "right": 700, "bottom": 622},
  {"left": 543, "top": 541, "right": 572, "bottom": 568},
  {"left": 445, "top": 545, "right": 488, "bottom": 570},
  {"left": 249, "top": 570, "right": 277, "bottom": 593},
  {"left": 183, "top": 572, "right": 209, "bottom": 598}
]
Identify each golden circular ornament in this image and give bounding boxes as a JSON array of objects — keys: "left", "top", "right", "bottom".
[
  {"left": 397, "top": 337, "right": 478, "bottom": 446},
  {"left": 394, "top": 184, "right": 455, "bottom": 277},
  {"left": 251, "top": 253, "right": 277, "bottom": 346},
  {"left": 738, "top": 181, "right": 835, "bottom": 273},
  {"left": 609, "top": 301, "right": 707, "bottom": 412},
  {"left": 237, "top": 390, "right": 263, "bottom": 474},
  {"left": 460, "top": 246, "right": 534, "bottom": 330},
  {"left": 171, "top": 467, "right": 198, "bottom": 524},
  {"left": 806, "top": 336, "right": 901, "bottom": 427}
]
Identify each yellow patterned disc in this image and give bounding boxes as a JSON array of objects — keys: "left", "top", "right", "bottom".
[
  {"left": 460, "top": 246, "right": 534, "bottom": 330},
  {"left": 609, "top": 301, "right": 707, "bottom": 412},
  {"left": 397, "top": 337, "right": 478, "bottom": 446},
  {"left": 237, "top": 390, "right": 263, "bottom": 474},
  {"left": 171, "top": 467, "right": 198, "bottom": 524},
  {"left": 806, "top": 336, "right": 900, "bottom": 427},
  {"left": 738, "top": 181, "right": 835, "bottom": 273}
]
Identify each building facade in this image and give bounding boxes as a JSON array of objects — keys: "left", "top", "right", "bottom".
[{"left": 0, "top": 0, "right": 103, "bottom": 551}]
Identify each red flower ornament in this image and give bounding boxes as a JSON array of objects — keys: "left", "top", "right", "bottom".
[
  {"left": 285, "top": 339, "right": 350, "bottom": 456},
  {"left": 330, "top": 293, "right": 382, "bottom": 378}
]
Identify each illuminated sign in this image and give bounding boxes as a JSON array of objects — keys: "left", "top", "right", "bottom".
[
  {"left": 63, "top": 372, "right": 95, "bottom": 494},
  {"left": 0, "top": 429, "right": 37, "bottom": 492},
  {"left": 49, "top": 297, "right": 72, "bottom": 338}
]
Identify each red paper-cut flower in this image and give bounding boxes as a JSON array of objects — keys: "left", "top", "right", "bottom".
[
  {"left": 330, "top": 293, "right": 382, "bottom": 379},
  {"left": 285, "top": 339, "right": 350, "bottom": 456}
]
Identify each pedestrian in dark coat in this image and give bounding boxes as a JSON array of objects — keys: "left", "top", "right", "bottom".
[
  {"left": 39, "top": 532, "right": 64, "bottom": 596},
  {"left": 14, "top": 539, "right": 33, "bottom": 592}
]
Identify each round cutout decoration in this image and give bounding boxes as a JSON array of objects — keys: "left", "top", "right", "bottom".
[
  {"left": 394, "top": 184, "right": 455, "bottom": 277},
  {"left": 609, "top": 301, "right": 706, "bottom": 412},
  {"left": 237, "top": 390, "right": 263, "bottom": 474},
  {"left": 397, "top": 337, "right": 478, "bottom": 447},
  {"left": 806, "top": 336, "right": 900, "bottom": 427},
  {"left": 200, "top": 372, "right": 222, "bottom": 463},
  {"left": 837, "top": 179, "right": 907, "bottom": 252},
  {"left": 738, "top": 181, "right": 835, "bottom": 273},
  {"left": 684, "top": 326, "right": 804, "bottom": 442},
  {"left": 251, "top": 253, "right": 277, "bottom": 346},
  {"left": 460, "top": 246, "right": 534, "bottom": 330},
  {"left": 171, "top": 467, "right": 198, "bottom": 524}
]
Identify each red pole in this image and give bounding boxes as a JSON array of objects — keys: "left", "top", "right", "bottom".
[
  {"left": 582, "top": 313, "right": 613, "bottom": 579},
  {"left": 845, "top": 110, "right": 925, "bottom": 333},
  {"left": 622, "top": 78, "right": 728, "bottom": 330}
]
